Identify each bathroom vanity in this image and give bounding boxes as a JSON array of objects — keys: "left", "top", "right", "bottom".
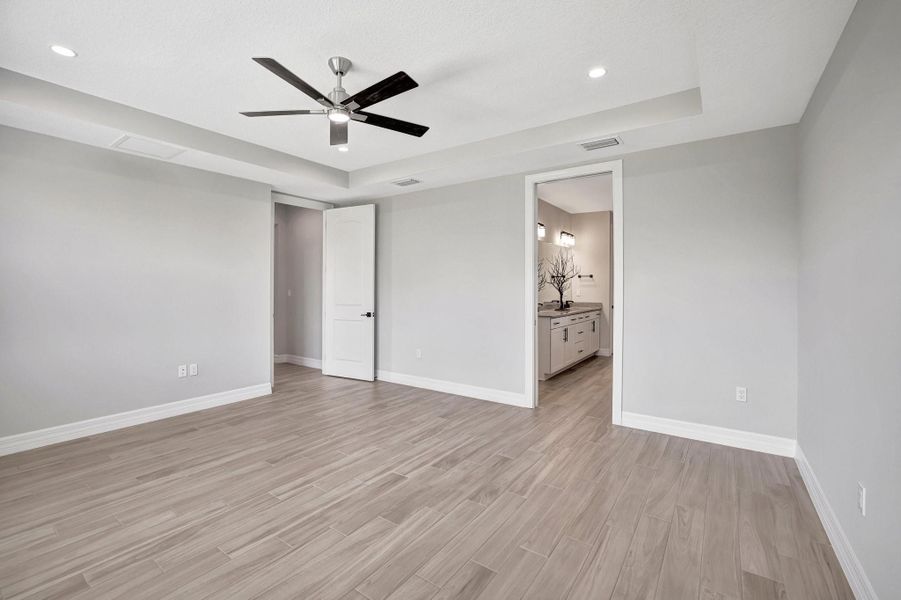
[{"left": 537, "top": 305, "right": 602, "bottom": 380}]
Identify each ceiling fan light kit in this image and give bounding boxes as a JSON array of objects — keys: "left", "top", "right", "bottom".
[{"left": 241, "top": 56, "right": 429, "bottom": 148}]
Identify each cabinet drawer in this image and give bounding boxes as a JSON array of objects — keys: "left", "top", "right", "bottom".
[
  {"left": 571, "top": 324, "right": 588, "bottom": 343},
  {"left": 548, "top": 310, "right": 601, "bottom": 329},
  {"left": 567, "top": 339, "right": 588, "bottom": 363}
]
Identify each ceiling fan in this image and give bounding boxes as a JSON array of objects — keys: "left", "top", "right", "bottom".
[{"left": 240, "top": 56, "right": 429, "bottom": 147}]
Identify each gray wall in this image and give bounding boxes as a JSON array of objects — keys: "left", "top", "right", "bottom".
[
  {"left": 368, "top": 126, "right": 799, "bottom": 444},
  {"left": 371, "top": 176, "right": 526, "bottom": 393},
  {"left": 797, "top": 0, "right": 901, "bottom": 596},
  {"left": 273, "top": 203, "right": 323, "bottom": 359},
  {"left": 0, "top": 126, "right": 272, "bottom": 437},
  {"left": 536, "top": 198, "right": 572, "bottom": 247},
  {"left": 572, "top": 211, "right": 612, "bottom": 347},
  {"left": 571, "top": 211, "right": 611, "bottom": 305},
  {"left": 536, "top": 200, "right": 612, "bottom": 313},
  {"left": 536, "top": 198, "right": 576, "bottom": 304},
  {"left": 622, "top": 126, "right": 799, "bottom": 438}
]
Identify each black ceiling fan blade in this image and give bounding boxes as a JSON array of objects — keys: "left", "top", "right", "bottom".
[
  {"left": 239, "top": 110, "right": 324, "bottom": 117},
  {"left": 344, "top": 72, "right": 418, "bottom": 111},
  {"left": 330, "top": 120, "right": 348, "bottom": 146},
  {"left": 352, "top": 110, "right": 429, "bottom": 137},
  {"left": 252, "top": 57, "right": 334, "bottom": 108}
]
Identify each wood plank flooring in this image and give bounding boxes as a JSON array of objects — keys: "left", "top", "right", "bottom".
[{"left": 0, "top": 357, "right": 853, "bottom": 599}]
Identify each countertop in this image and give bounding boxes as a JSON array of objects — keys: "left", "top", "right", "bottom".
[{"left": 537, "top": 304, "right": 602, "bottom": 318}]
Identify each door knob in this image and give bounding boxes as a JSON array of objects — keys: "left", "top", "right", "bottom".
[{"left": 361, "top": 311, "right": 374, "bottom": 318}]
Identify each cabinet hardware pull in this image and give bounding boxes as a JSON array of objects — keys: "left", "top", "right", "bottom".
[
  {"left": 592, "top": 321, "right": 596, "bottom": 332},
  {"left": 564, "top": 327, "right": 568, "bottom": 342},
  {"left": 577, "top": 331, "right": 584, "bottom": 334}
]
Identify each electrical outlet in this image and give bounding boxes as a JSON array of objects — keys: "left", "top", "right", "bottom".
[
  {"left": 189, "top": 364, "right": 198, "bottom": 376},
  {"left": 177, "top": 364, "right": 187, "bottom": 378},
  {"left": 735, "top": 386, "right": 747, "bottom": 402},
  {"left": 415, "top": 349, "right": 422, "bottom": 359},
  {"left": 858, "top": 482, "right": 866, "bottom": 516}
]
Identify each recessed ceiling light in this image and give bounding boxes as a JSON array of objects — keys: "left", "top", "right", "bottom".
[
  {"left": 337, "top": 146, "right": 349, "bottom": 152},
  {"left": 50, "top": 45, "right": 77, "bottom": 58},
  {"left": 588, "top": 66, "right": 607, "bottom": 79}
]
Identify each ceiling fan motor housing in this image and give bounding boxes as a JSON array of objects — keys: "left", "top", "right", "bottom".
[{"left": 328, "top": 56, "right": 352, "bottom": 104}]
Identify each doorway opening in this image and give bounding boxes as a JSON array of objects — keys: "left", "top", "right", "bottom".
[
  {"left": 271, "top": 193, "right": 331, "bottom": 388},
  {"left": 524, "top": 160, "right": 623, "bottom": 423}
]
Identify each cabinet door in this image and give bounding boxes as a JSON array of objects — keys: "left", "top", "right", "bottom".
[
  {"left": 589, "top": 318, "right": 601, "bottom": 354},
  {"left": 550, "top": 326, "right": 568, "bottom": 373}
]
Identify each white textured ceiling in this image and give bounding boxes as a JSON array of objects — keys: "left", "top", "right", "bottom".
[
  {"left": 539, "top": 174, "right": 613, "bottom": 214},
  {"left": 0, "top": 0, "right": 856, "bottom": 201}
]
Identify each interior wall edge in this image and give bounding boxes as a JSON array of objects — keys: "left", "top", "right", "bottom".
[
  {"left": 795, "top": 446, "right": 880, "bottom": 600},
  {"left": 274, "top": 354, "right": 323, "bottom": 370},
  {"left": 621, "top": 410, "right": 797, "bottom": 457},
  {"left": 0, "top": 383, "right": 272, "bottom": 457},
  {"left": 376, "top": 370, "right": 531, "bottom": 409}
]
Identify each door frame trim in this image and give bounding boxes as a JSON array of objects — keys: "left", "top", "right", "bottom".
[{"left": 524, "top": 159, "right": 623, "bottom": 423}]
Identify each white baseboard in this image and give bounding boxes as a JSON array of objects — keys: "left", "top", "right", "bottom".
[
  {"left": 274, "top": 354, "right": 322, "bottom": 369},
  {"left": 795, "top": 447, "right": 877, "bottom": 600},
  {"left": 377, "top": 370, "right": 530, "bottom": 408},
  {"left": 597, "top": 348, "right": 612, "bottom": 357},
  {"left": 621, "top": 411, "right": 797, "bottom": 457},
  {"left": 0, "top": 383, "right": 272, "bottom": 457}
]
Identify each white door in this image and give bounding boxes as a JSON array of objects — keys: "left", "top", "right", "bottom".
[{"left": 322, "top": 204, "right": 375, "bottom": 381}]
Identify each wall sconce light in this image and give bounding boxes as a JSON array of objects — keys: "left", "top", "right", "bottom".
[
  {"left": 537, "top": 222, "right": 546, "bottom": 239},
  {"left": 559, "top": 231, "right": 575, "bottom": 247}
]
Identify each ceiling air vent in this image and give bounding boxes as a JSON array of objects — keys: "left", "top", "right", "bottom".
[
  {"left": 110, "top": 135, "right": 185, "bottom": 159},
  {"left": 579, "top": 136, "right": 621, "bottom": 151},
  {"left": 392, "top": 177, "right": 421, "bottom": 187}
]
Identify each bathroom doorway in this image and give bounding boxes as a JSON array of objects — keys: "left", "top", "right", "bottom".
[{"left": 524, "top": 161, "right": 623, "bottom": 423}]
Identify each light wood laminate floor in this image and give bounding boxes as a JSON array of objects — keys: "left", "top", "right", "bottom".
[{"left": 0, "top": 357, "right": 852, "bottom": 599}]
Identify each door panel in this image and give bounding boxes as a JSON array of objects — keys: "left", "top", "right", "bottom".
[{"left": 323, "top": 205, "right": 375, "bottom": 381}]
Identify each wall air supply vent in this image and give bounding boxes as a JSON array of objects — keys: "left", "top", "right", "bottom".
[
  {"left": 579, "top": 136, "right": 621, "bottom": 151},
  {"left": 391, "top": 177, "right": 421, "bottom": 187}
]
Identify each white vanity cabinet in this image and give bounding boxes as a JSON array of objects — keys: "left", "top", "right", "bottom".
[{"left": 538, "top": 309, "right": 601, "bottom": 380}]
